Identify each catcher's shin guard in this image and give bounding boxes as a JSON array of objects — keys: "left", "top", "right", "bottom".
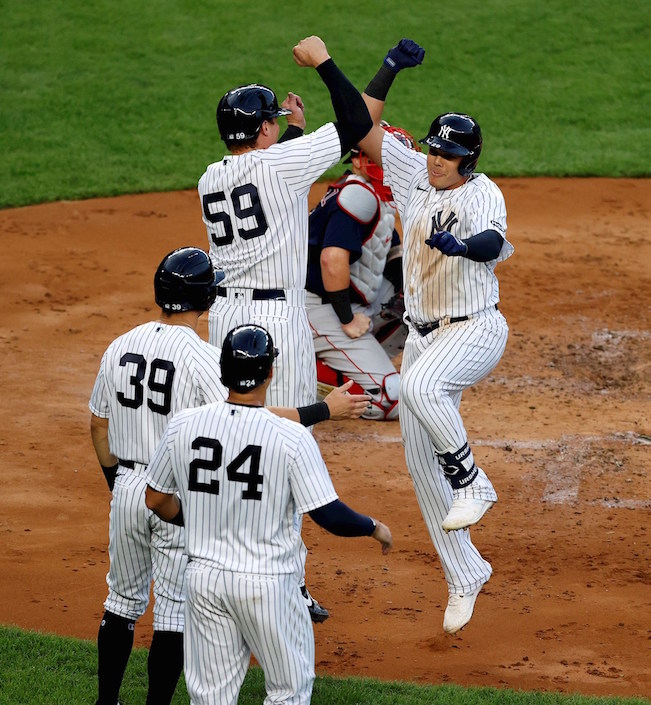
[{"left": 316, "top": 360, "right": 400, "bottom": 421}]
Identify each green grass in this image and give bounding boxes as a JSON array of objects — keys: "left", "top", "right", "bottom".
[
  {"left": 0, "top": 0, "right": 649, "bottom": 208},
  {"left": 0, "top": 625, "right": 648, "bottom": 705}
]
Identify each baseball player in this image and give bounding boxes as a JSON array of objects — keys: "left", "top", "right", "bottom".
[
  {"left": 145, "top": 324, "right": 393, "bottom": 705},
  {"left": 306, "top": 122, "right": 419, "bottom": 421},
  {"left": 357, "top": 40, "right": 514, "bottom": 633},
  {"left": 199, "top": 36, "right": 374, "bottom": 410},
  {"left": 198, "top": 35, "right": 375, "bottom": 619},
  {"left": 88, "top": 247, "right": 369, "bottom": 705}
]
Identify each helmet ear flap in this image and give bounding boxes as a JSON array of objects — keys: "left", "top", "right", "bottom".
[{"left": 459, "top": 150, "right": 481, "bottom": 176}]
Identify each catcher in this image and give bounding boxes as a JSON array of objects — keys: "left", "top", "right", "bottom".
[{"left": 306, "top": 122, "right": 418, "bottom": 420}]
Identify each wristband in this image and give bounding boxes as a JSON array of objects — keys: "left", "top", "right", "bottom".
[
  {"left": 100, "top": 463, "right": 119, "bottom": 491},
  {"left": 297, "top": 401, "right": 330, "bottom": 427},
  {"left": 326, "top": 288, "right": 354, "bottom": 324},
  {"left": 364, "top": 65, "right": 397, "bottom": 102},
  {"left": 367, "top": 517, "right": 377, "bottom": 536}
]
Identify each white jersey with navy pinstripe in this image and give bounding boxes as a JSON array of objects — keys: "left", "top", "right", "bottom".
[
  {"left": 89, "top": 322, "right": 227, "bottom": 463},
  {"left": 380, "top": 130, "right": 512, "bottom": 602},
  {"left": 198, "top": 122, "right": 342, "bottom": 289},
  {"left": 147, "top": 402, "right": 338, "bottom": 574},
  {"left": 89, "top": 321, "right": 228, "bottom": 634},
  {"left": 381, "top": 134, "right": 514, "bottom": 325}
]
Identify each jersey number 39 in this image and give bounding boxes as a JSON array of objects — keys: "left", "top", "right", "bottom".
[
  {"left": 202, "top": 184, "right": 268, "bottom": 246},
  {"left": 117, "top": 353, "right": 175, "bottom": 416}
]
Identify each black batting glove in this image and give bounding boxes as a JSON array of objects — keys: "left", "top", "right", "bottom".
[
  {"left": 383, "top": 39, "right": 425, "bottom": 73},
  {"left": 425, "top": 230, "right": 468, "bottom": 257}
]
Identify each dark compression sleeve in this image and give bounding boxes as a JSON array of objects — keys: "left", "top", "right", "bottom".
[
  {"left": 464, "top": 229, "right": 504, "bottom": 262},
  {"left": 316, "top": 58, "right": 372, "bottom": 156},
  {"left": 309, "top": 499, "right": 376, "bottom": 537}
]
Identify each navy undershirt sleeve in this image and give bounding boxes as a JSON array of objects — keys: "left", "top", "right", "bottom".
[
  {"left": 309, "top": 499, "right": 375, "bottom": 537},
  {"left": 464, "top": 229, "right": 504, "bottom": 262}
]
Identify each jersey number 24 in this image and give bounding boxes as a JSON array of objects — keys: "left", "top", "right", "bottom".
[{"left": 189, "top": 436, "right": 263, "bottom": 501}]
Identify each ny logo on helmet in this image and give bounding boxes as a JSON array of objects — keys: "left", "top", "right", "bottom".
[{"left": 438, "top": 125, "right": 452, "bottom": 140}]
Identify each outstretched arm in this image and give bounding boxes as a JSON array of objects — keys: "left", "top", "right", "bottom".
[
  {"left": 268, "top": 380, "right": 371, "bottom": 425},
  {"left": 293, "top": 35, "right": 372, "bottom": 155},
  {"left": 309, "top": 499, "right": 393, "bottom": 554},
  {"left": 358, "top": 39, "right": 425, "bottom": 167}
]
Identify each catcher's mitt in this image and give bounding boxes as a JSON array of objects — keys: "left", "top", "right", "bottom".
[{"left": 380, "top": 292, "right": 405, "bottom": 322}]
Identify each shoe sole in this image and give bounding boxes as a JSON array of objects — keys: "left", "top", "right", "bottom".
[{"left": 442, "top": 500, "right": 495, "bottom": 532}]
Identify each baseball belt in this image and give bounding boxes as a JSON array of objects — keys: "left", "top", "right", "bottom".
[
  {"left": 408, "top": 304, "right": 498, "bottom": 337},
  {"left": 216, "top": 286, "right": 286, "bottom": 301}
]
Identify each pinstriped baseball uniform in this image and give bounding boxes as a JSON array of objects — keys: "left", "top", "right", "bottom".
[
  {"left": 199, "top": 122, "right": 342, "bottom": 408},
  {"left": 89, "top": 322, "right": 227, "bottom": 631},
  {"left": 381, "top": 134, "right": 514, "bottom": 594},
  {"left": 146, "top": 402, "right": 338, "bottom": 704}
]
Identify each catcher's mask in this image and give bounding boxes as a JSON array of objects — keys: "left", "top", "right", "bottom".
[
  {"left": 154, "top": 247, "right": 222, "bottom": 313},
  {"left": 419, "top": 113, "right": 482, "bottom": 176},
  {"left": 220, "top": 324, "right": 279, "bottom": 393},
  {"left": 345, "top": 122, "right": 419, "bottom": 201},
  {"left": 217, "top": 84, "right": 291, "bottom": 144}
]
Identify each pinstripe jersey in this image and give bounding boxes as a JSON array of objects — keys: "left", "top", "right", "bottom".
[
  {"left": 89, "top": 322, "right": 227, "bottom": 464},
  {"left": 198, "top": 123, "right": 342, "bottom": 289},
  {"left": 147, "top": 403, "right": 338, "bottom": 575},
  {"left": 381, "top": 135, "right": 514, "bottom": 325}
]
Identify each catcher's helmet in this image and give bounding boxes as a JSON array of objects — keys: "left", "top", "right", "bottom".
[
  {"left": 220, "top": 324, "right": 278, "bottom": 393},
  {"left": 217, "top": 84, "right": 291, "bottom": 144},
  {"left": 346, "top": 122, "right": 420, "bottom": 201},
  {"left": 419, "top": 113, "right": 482, "bottom": 176},
  {"left": 154, "top": 247, "right": 222, "bottom": 313}
]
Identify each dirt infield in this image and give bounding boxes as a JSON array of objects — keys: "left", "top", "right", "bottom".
[{"left": 0, "top": 179, "right": 649, "bottom": 699}]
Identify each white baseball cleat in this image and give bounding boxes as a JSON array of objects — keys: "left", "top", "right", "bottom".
[
  {"left": 443, "top": 581, "right": 486, "bottom": 634},
  {"left": 442, "top": 497, "right": 495, "bottom": 532}
]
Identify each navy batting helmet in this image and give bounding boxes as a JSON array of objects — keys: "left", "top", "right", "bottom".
[
  {"left": 419, "top": 113, "right": 482, "bottom": 176},
  {"left": 217, "top": 84, "right": 291, "bottom": 144},
  {"left": 220, "top": 324, "right": 278, "bottom": 393},
  {"left": 154, "top": 247, "right": 222, "bottom": 313}
]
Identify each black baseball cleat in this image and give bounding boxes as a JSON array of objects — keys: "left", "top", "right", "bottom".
[{"left": 301, "top": 584, "right": 329, "bottom": 623}]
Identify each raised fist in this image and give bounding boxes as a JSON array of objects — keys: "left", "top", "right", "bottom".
[{"left": 384, "top": 39, "right": 425, "bottom": 73}]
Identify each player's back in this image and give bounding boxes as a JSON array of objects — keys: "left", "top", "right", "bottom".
[
  {"left": 91, "top": 322, "right": 225, "bottom": 464},
  {"left": 166, "top": 403, "right": 327, "bottom": 576},
  {"left": 198, "top": 124, "right": 342, "bottom": 290}
]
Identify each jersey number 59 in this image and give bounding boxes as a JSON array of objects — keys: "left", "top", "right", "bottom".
[{"left": 202, "top": 184, "right": 269, "bottom": 247}]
